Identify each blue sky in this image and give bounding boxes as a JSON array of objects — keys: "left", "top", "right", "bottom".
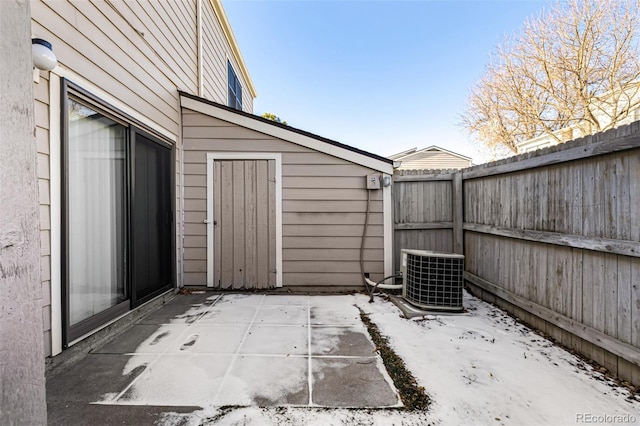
[{"left": 224, "top": 0, "right": 554, "bottom": 164}]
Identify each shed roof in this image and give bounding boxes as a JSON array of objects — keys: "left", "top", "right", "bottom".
[{"left": 179, "top": 92, "right": 394, "bottom": 173}]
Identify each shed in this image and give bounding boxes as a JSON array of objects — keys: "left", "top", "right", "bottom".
[{"left": 180, "top": 93, "right": 394, "bottom": 291}]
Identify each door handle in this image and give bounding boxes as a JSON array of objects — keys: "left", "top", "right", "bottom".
[{"left": 203, "top": 220, "right": 217, "bottom": 225}]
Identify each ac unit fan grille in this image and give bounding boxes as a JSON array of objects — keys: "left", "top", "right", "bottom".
[{"left": 405, "top": 253, "right": 463, "bottom": 311}]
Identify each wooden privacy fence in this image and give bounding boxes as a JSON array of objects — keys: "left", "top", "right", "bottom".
[
  {"left": 392, "top": 169, "right": 463, "bottom": 270},
  {"left": 392, "top": 122, "right": 640, "bottom": 385}
]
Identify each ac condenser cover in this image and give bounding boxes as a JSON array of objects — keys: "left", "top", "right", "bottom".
[{"left": 401, "top": 249, "right": 464, "bottom": 312}]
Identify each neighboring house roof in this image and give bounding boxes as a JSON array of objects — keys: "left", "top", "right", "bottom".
[
  {"left": 387, "top": 147, "right": 418, "bottom": 161},
  {"left": 389, "top": 145, "right": 472, "bottom": 170},
  {"left": 180, "top": 92, "right": 394, "bottom": 173},
  {"left": 211, "top": 0, "right": 257, "bottom": 98}
]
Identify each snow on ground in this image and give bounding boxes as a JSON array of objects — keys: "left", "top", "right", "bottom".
[
  {"left": 360, "top": 291, "right": 639, "bottom": 426},
  {"left": 157, "top": 292, "right": 638, "bottom": 425},
  {"left": 158, "top": 406, "right": 431, "bottom": 426}
]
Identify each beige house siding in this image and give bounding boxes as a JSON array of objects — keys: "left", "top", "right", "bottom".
[
  {"left": 34, "top": 71, "right": 52, "bottom": 358},
  {"left": 182, "top": 110, "right": 385, "bottom": 288},
  {"left": 397, "top": 151, "right": 472, "bottom": 170},
  {"left": 202, "top": 0, "right": 253, "bottom": 112},
  {"left": 31, "top": 0, "right": 199, "bottom": 136}
]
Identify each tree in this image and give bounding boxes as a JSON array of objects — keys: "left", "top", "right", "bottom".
[
  {"left": 0, "top": 0, "right": 47, "bottom": 423},
  {"left": 462, "top": 0, "right": 640, "bottom": 153},
  {"left": 261, "top": 112, "right": 287, "bottom": 125}
]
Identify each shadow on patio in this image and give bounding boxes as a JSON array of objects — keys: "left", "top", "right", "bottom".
[{"left": 46, "top": 293, "right": 400, "bottom": 425}]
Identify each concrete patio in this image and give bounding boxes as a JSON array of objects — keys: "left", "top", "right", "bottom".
[{"left": 47, "top": 293, "right": 400, "bottom": 425}]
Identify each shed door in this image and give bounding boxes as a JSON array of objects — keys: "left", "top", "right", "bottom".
[{"left": 213, "top": 159, "right": 276, "bottom": 289}]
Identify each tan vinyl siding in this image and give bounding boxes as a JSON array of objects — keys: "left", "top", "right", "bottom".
[
  {"left": 31, "top": 0, "right": 200, "bottom": 354},
  {"left": 182, "top": 109, "right": 384, "bottom": 287},
  {"left": 34, "top": 72, "right": 52, "bottom": 357},
  {"left": 398, "top": 151, "right": 471, "bottom": 170},
  {"left": 201, "top": 0, "right": 253, "bottom": 112},
  {"left": 32, "top": 1, "right": 185, "bottom": 134}
]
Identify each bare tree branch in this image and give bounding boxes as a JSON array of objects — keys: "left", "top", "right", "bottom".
[{"left": 462, "top": 0, "right": 640, "bottom": 154}]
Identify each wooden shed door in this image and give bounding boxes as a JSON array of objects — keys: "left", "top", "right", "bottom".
[{"left": 213, "top": 159, "right": 276, "bottom": 289}]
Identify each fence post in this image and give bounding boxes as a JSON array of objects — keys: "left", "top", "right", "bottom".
[{"left": 452, "top": 172, "right": 464, "bottom": 255}]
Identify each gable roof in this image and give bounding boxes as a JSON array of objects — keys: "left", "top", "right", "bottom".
[
  {"left": 389, "top": 145, "right": 472, "bottom": 162},
  {"left": 179, "top": 92, "right": 394, "bottom": 173}
]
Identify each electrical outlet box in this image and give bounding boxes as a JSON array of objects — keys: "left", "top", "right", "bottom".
[{"left": 367, "top": 174, "right": 381, "bottom": 189}]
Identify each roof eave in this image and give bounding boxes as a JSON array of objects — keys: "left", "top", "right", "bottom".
[
  {"left": 419, "top": 145, "right": 472, "bottom": 161},
  {"left": 179, "top": 93, "right": 394, "bottom": 174}
]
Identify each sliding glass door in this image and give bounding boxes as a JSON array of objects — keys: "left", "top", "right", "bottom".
[{"left": 63, "top": 83, "right": 175, "bottom": 345}]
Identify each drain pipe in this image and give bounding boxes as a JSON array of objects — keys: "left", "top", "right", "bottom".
[
  {"left": 360, "top": 186, "right": 403, "bottom": 302},
  {"left": 359, "top": 188, "right": 372, "bottom": 287}
]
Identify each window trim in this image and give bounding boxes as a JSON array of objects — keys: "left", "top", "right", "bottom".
[{"left": 227, "top": 60, "right": 242, "bottom": 110}]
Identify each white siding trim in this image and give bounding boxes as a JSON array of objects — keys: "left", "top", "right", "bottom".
[
  {"left": 205, "top": 155, "right": 214, "bottom": 287},
  {"left": 181, "top": 96, "right": 394, "bottom": 174},
  {"left": 49, "top": 73, "right": 63, "bottom": 356},
  {"left": 206, "top": 152, "right": 283, "bottom": 288},
  {"left": 383, "top": 174, "right": 393, "bottom": 278},
  {"left": 52, "top": 67, "right": 178, "bottom": 143},
  {"left": 197, "top": 0, "right": 204, "bottom": 97}
]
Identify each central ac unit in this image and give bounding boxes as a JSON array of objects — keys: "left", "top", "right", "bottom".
[{"left": 401, "top": 249, "right": 464, "bottom": 312}]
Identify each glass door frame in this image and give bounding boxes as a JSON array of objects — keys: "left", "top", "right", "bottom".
[
  {"left": 130, "top": 128, "right": 175, "bottom": 308},
  {"left": 61, "top": 80, "right": 175, "bottom": 346}
]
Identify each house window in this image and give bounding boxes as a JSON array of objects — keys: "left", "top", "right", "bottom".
[
  {"left": 228, "top": 60, "right": 242, "bottom": 110},
  {"left": 62, "top": 81, "right": 174, "bottom": 345}
]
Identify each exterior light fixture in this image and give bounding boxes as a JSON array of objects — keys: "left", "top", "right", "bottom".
[{"left": 32, "top": 38, "right": 57, "bottom": 71}]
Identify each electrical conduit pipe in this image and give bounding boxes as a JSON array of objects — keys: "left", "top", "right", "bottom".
[{"left": 360, "top": 186, "right": 403, "bottom": 302}]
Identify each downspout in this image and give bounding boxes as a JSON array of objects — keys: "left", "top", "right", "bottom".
[{"left": 197, "top": 0, "right": 204, "bottom": 97}]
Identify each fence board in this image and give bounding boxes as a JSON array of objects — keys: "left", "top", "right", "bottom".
[
  {"left": 617, "top": 256, "right": 632, "bottom": 345},
  {"left": 452, "top": 173, "right": 463, "bottom": 254},
  {"left": 462, "top": 223, "right": 640, "bottom": 258},
  {"left": 394, "top": 222, "right": 453, "bottom": 230},
  {"left": 630, "top": 154, "right": 640, "bottom": 241},
  {"left": 632, "top": 260, "right": 640, "bottom": 348}
]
